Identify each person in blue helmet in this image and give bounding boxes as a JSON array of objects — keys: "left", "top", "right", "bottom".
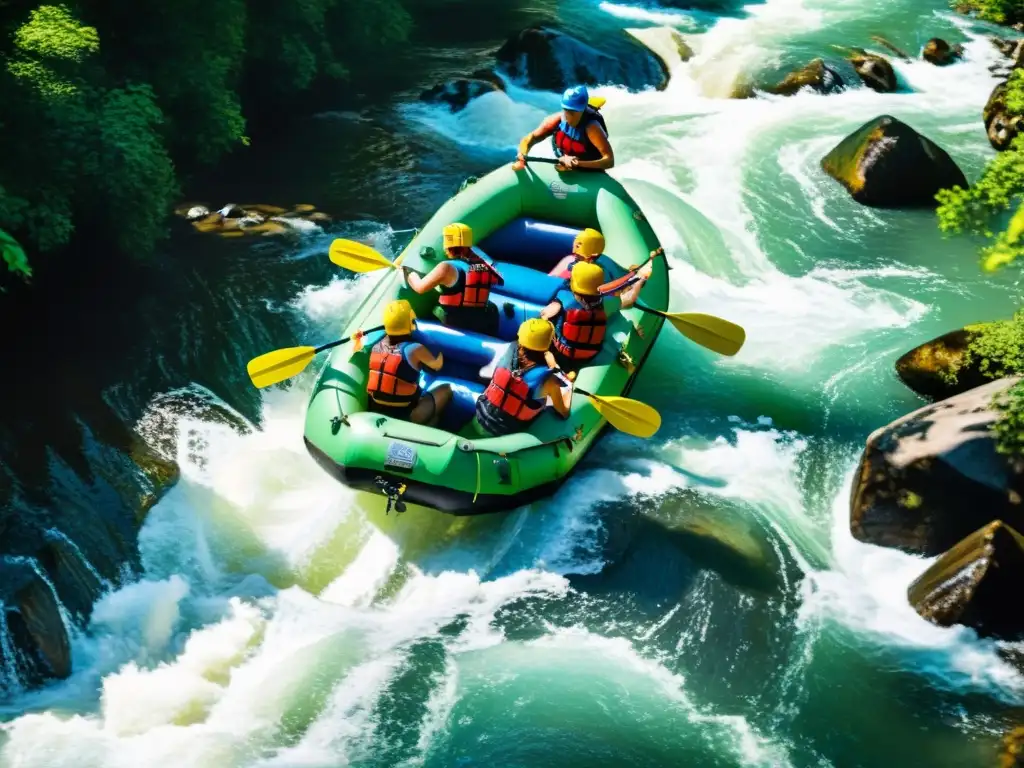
[{"left": 512, "top": 85, "right": 614, "bottom": 172}]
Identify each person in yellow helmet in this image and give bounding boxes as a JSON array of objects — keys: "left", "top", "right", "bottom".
[
  {"left": 541, "top": 259, "right": 652, "bottom": 367},
  {"left": 548, "top": 227, "right": 618, "bottom": 281},
  {"left": 471, "top": 318, "right": 572, "bottom": 437},
  {"left": 404, "top": 222, "right": 501, "bottom": 335},
  {"left": 361, "top": 300, "right": 451, "bottom": 425}
]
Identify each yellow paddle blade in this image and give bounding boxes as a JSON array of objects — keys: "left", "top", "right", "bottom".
[
  {"left": 664, "top": 311, "right": 746, "bottom": 357},
  {"left": 586, "top": 394, "right": 662, "bottom": 438},
  {"left": 247, "top": 346, "right": 317, "bottom": 388},
  {"left": 328, "top": 238, "right": 395, "bottom": 273}
]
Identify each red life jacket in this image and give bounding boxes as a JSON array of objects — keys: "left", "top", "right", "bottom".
[
  {"left": 476, "top": 358, "right": 550, "bottom": 436},
  {"left": 366, "top": 340, "right": 420, "bottom": 406},
  {"left": 552, "top": 107, "right": 607, "bottom": 162},
  {"left": 438, "top": 255, "right": 499, "bottom": 308},
  {"left": 554, "top": 296, "right": 607, "bottom": 361}
]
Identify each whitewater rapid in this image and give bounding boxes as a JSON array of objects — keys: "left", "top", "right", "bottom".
[{"left": 3, "top": 0, "right": 1023, "bottom": 765}]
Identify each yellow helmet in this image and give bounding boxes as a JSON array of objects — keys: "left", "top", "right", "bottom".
[
  {"left": 443, "top": 222, "right": 473, "bottom": 250},
  {"left": 517, "top": 318, "right": 555, "bottom": 352},
  {"left": 382, "top": 299, "right": 416, "bottom": 336},
  {"left": 570, "top": 261, "right": 605, "bottom": 296},
  {"left": 572, "top": 228, "right": 605, "bottom": 259}
]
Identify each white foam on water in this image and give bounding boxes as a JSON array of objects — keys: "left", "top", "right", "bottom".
[
  {"left": 800, "top": 470, "right": 1024, "bottom": 700},
  {"left": 598, "top": 1, "right": 703, "bottom": 28}
]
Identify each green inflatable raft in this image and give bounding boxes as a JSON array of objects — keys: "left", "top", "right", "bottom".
[{"left": 303, "top": 162, "right": 668, "bottom": 514}]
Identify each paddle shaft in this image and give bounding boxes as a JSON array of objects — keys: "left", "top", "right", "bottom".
[
  {"left": 315, "top": 325, "right": 385, "bottom": 355},
  {"left": 523, "top": 156, "right": 560, "bottom": 165}
]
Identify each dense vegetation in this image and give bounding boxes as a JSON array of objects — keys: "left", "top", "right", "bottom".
[
  {"left": 953, "top": 0, "right": 1024, "bottom": 24},
  {"left": 0, "top": 1, "right": 413, "bottom": 281},
  {"left": 936, "top": 70, "right": 1024, "bottom": 272}
]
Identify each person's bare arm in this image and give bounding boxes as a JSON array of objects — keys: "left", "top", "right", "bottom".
[
  {"left": 576, "top": 123, "right": 614, "bottom": 170},
  {"left": 540, "top": 299, "right": 562, "bottom": 321},
  {"left": 411, "top": 344, "right": 444, "bottom": 371},
  {"left": 406, "top": 262, "right": 455, "bottom": 294},
  {"left": 619, "top": 262, "right": 653, "bottom": 309},
  {"left": 542, "top": 375, "right": 572, "bottom": 419},
  {"left": 514, "top": 114, "right": 561, "bottom": 166}
]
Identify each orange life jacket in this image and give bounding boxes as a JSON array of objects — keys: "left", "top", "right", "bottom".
[
  {"left": 476, "top": 358, "right": 550, "bottom": 436},
  {"left": 553, "top": 296, "right": 607, "bottom": 361},
  {"left": 438, "top": 255, "right": 499, "bottom": 308},
  {"left": 366, "top": 340, "right": 420, "bottom": 406}
]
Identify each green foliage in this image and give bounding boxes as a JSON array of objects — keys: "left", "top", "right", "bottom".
[
  {"left": 937, "top": 71, "right": 1024, "bottom": 271},
  {"left": 953, "top": 0, "right": 1024, "bottom": 24},
  {"left": 993, "top": 381, "right": 1024, "bottom": 456},
  {"left": 0, "top": 0, "right": 414, "bottom": 279},
  {"left": 964, "top": 312, "right": 1024, "bottom": 379},
  {"left": 0, "top": 227, "right": 30, "bottom": 277}
]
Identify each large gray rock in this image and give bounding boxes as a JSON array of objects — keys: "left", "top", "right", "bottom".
[
  {"left": 495, "top": 26, "right": 667, "bottom": 92},
  {"left": 848, "top": 50, "right": 897, "bottom": 92},
  {"left": 821, "top": 115, "right": 968, "bottom": 208},
  {"left": 908, "top": 520, "right": 1024, "bottom": 639},
  {"left": 850, "top": 377, "right": 1024, "bottom": 555}
]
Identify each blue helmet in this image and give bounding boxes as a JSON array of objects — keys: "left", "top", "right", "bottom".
[{"left": 560, "top": 85, "right": 589, "bottom": 112}]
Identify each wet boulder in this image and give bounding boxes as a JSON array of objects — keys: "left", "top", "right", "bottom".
[
  {"left": 766, "top": 58, "right": 845, "bottom": 96},
  {"left": 821, "top": 115, "right": 968, "bottom": 208},
  {"left": 895, "top": 327, "right": 995, "bottom": 400},
  {"left": 985, "top": 80, "right": 1022, "bottom": 151},
  {"left": 850, "top": 377, "right": 1024, "bottom": 556},
  {"left": 848, "top": 50, "right": 897, "bottom": 92},
  {"left": 495, "top": 25, "right": 667, "bottom": 92},
  {"left": 922, "top": 38, "right": 963, "bottom": 66},
  {"left": 625, "top": 26, "right": 694, "bottom": 85},
  {"left": 0, "top": 557, "right": 71, "bottom": 690},
  {"left": 908, "top": 520, "right": 1024, "bottom": 639},
  {"left": 37, "top": 532, "right": 105, "bottom": 623},
  {"left": 420, "top": 76, "right": 504, "bottom": 112}
]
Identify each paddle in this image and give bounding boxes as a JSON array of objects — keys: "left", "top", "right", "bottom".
[
  {"left": 247, "top": 326, "right": 385, "bottom": 389},
  {"left": 328, "top": 239, "right": 404, "bottom": 273},
  {"left": 636, "top": 305, "right": 745, "bottom": 357},
  {"left": 553, "top": 370, "right": 661, "bottom": 438},
  {"left": 328, "top": 238, "right": 505, "bottom": 283},
  {"left": 598, "top": 248, "right": 665, "bottom": 296},
  {"left": 576, "top": 387, "right": 661, "bottom": 438}
]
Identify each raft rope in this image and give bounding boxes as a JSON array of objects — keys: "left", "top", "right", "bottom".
[{"left": 473, "top": 451, "right": 482, "bottom": 504}]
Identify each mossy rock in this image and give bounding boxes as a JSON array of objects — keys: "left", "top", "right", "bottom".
[{"left": 896, "top": 328, "right": 994, "bottom": 400}]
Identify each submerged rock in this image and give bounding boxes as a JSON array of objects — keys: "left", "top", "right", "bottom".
[
  {"left": 766, "top": 58, "right": 845, "bottom": 96},
  {"left": 908, "top": 520, "right": 1024, "bottom": 639},
  {"left": 922, "top": 38, "right": 963, "bottom": 66},
  {"left": 895, "top": 327, "right": 993, "bottom": 401},
  {"left": 420, "top": 77, "right": 504, "bottom": 112},
  {"left": 821, "top": 115, "right": 968, "bottom": 208},
  {"left": 1002, "top": 726, "right": 1024, "bottom": 768},
  {"left": 0, "top": 558, "right": 71, "bottom": 688},
  {"left": 850, "top": 377, "right": 1024, "bottom": 556},
  {"left": 495, "top": 25, "right": 666, "bottom": 92},
  {"left": 985, "top": 80, "right": 1022, "bottom": 152},
  {"left": 176, "top": 202, "right": 331, "bottom": 237}
]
